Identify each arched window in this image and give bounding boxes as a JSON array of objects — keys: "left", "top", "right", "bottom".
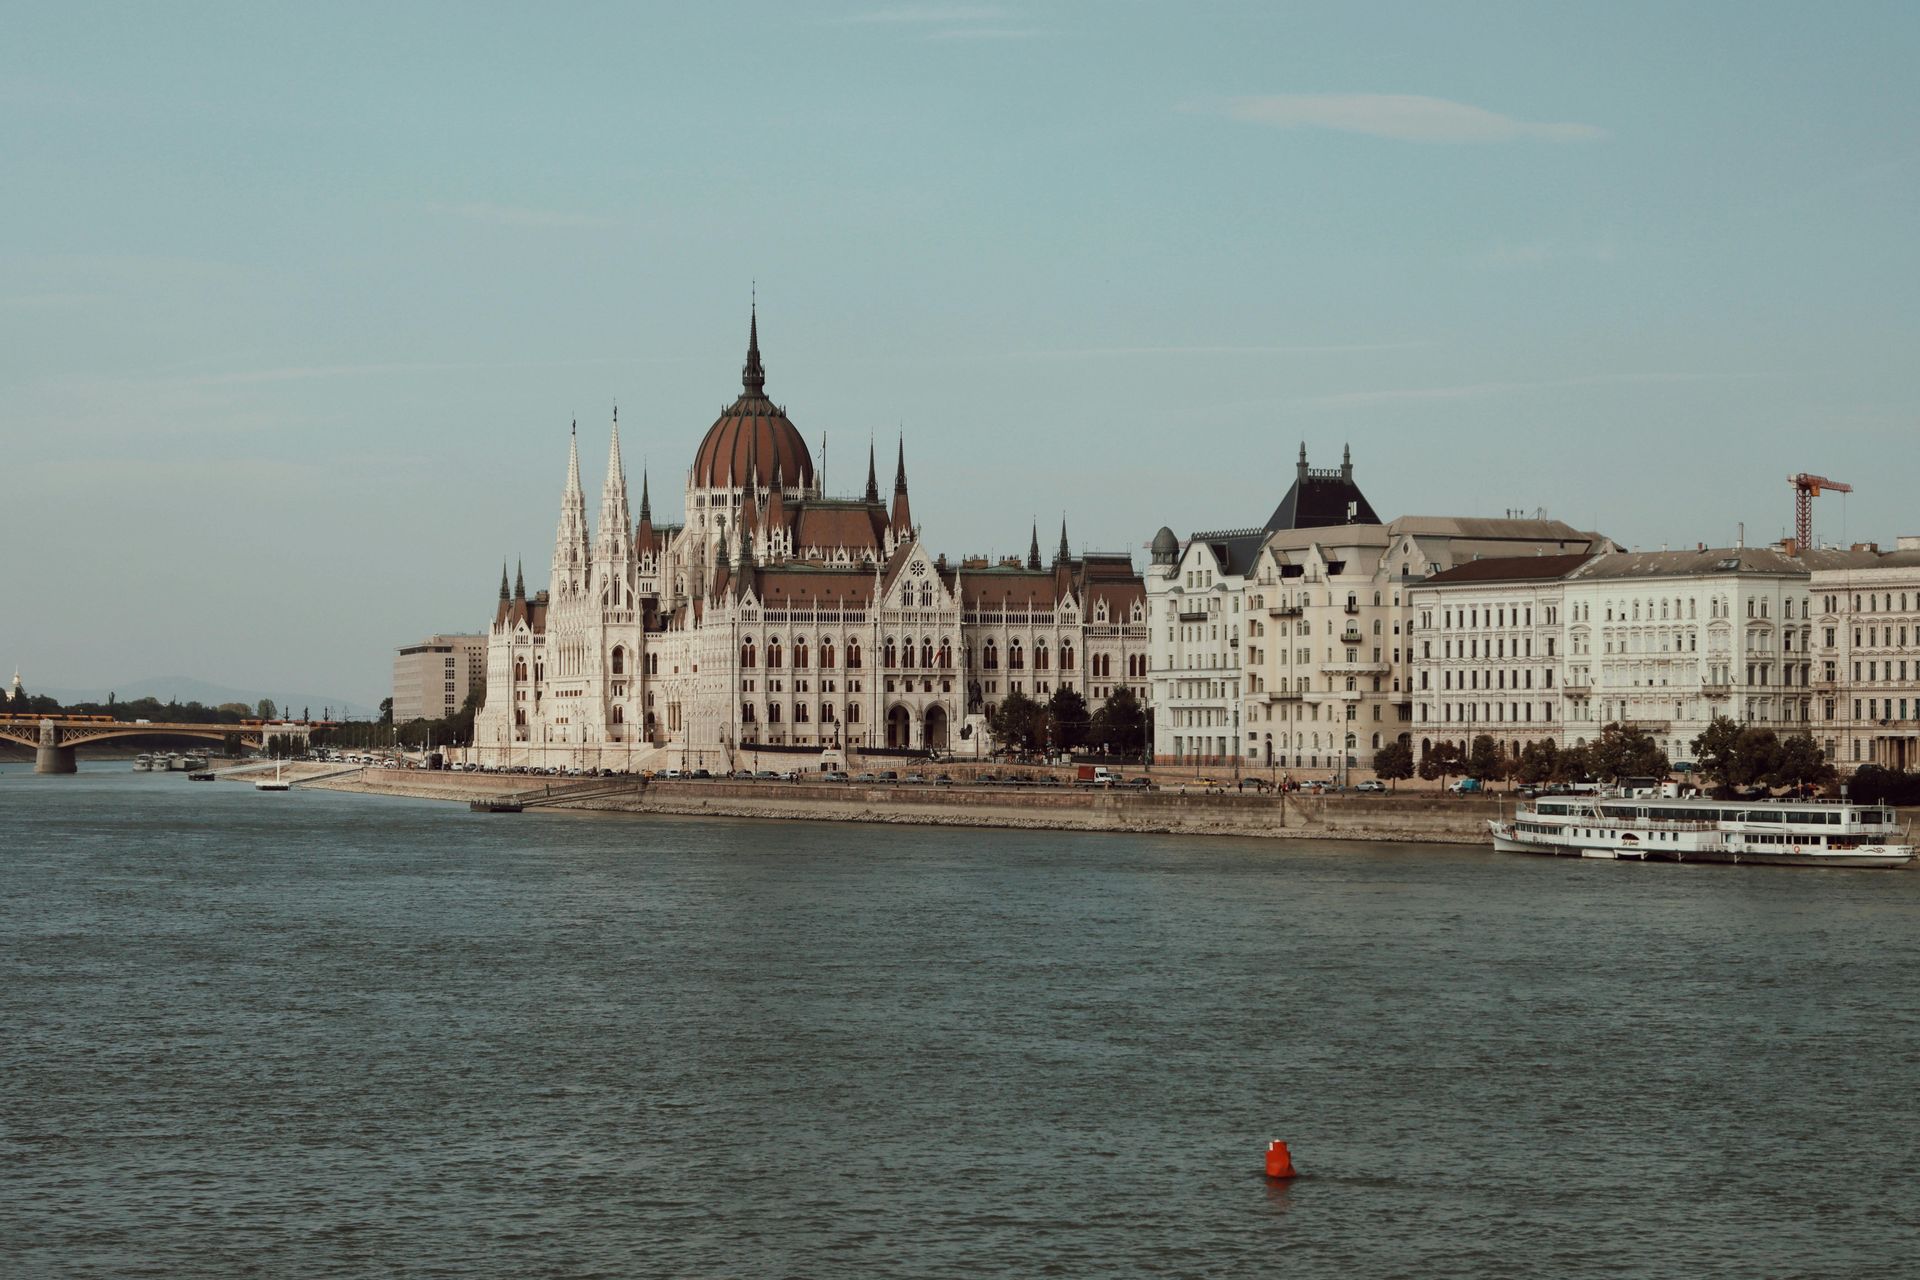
[
  {"left": 612, "top": 704, "right": 624, "bottom": 724},
  {"left": 1061, "top": 644, "right": 1075, "bottom": 671},
  {"left": 610, "top": 647, "right": 625, "bottom": 675},
  {"left": 848, "top": 702, "right": 861, "bottom": 724},
  {"left": 1035, "top": 642, "right": 1050, "bottom": 671},
  {"left": 768, "top": 703, "right": 782, "bottom": 724},
  {"left": 885, "top": 638, "right": 898, "bottom": 668},
  {"left": 921, "top": 638, "right": 934, "bottom": 668},
  {"left": 937, "top": 638, "right": 952, "bottom": 669},
  {"left": 793, "top": 640, "right": 809, "bottom": 669},
  {"left": 847, "top": 639, "right": 863, "bottom": 669},
  {"left": 795, "top": 703, "right": 809, "bottom": 723},
  {"left": 1009, "top": 640, "right": 1024, "bottom": 670},
  {"left": 984, "top": 641, "right": 999, "bottom": 670},
  {"left": 742, "top": 703, "right": 756, "bottom": 723},
  {"left": 741, "top": 639, "right": 756, "bottom": 668},
  {"left": 767, "top": 639, "right": 783, "bottom": 669},
  {"left": 901, "top": 637, "right": 915, "bottom": 669},
  {"left": 820, "top": 640, "right": 835, "bottom": 669}
]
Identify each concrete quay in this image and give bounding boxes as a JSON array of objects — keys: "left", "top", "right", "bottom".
[{"left": 297, "top": 768, "right": 1503, "bottom": 844}]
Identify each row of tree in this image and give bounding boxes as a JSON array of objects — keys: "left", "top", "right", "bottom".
[
  {"left": 1368, "top": 718, "right": 1839, "bottom": 794},
  {"left": 986, "top": 687, "right": 1148, "bottom": 759},
  {"left": 4, "top": 685, "right": 287, "bottom": 723}
]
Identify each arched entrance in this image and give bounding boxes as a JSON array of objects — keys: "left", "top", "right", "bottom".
[
  {"left": 924, "top": 704, "right": 949, "bottom": 751},
  {"left": 886, "top": 704, "right": 913, "bottom": 749}
]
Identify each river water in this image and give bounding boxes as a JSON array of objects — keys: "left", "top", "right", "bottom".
[{"left": 4, "top": 765, "right": 1917, "bottom": 1277}]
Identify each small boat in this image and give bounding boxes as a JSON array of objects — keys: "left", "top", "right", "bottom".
[
  {"left": 254, "top": 763, "right": 291, "bottom": 792},
  {"left": 133, "top": 754, "right": 155, "bottom": 772},
  {"left": 188, "top": 771, "right": 217, "bottom": 782},
  {"left": 470, "top": 799, "right": 523, "bottom": 813}
]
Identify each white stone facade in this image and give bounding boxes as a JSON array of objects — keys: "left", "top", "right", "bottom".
[{"left": 1810, "top": 537, "right": 1920, "bottom": 772}]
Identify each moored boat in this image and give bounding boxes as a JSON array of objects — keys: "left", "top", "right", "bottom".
[{"left": 1490, "top": 796, "right": 1913, "bottom": 869}]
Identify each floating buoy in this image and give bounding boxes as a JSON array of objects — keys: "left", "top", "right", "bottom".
[{"left": 1264, "top": 1139, "right": 1297, "bottom": 1179}]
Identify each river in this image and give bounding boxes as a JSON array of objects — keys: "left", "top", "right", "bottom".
[{"left": 4, "top": 764, "right": 1916, "bottom": 1277}]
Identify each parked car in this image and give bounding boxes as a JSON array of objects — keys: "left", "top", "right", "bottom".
[
  {"left": 903, "top": 773, "right": 927, "bottom": 784},
  {"left": 854, "top": 772, "right": 879, "bottom": 783},
  {"left": 691, "top": 768, "right": 713, "bottom": 780},
  {"left": 933, "top": 774, "right": 954, "bottom": 786},
  {"left": 1355, "top": 779, "right": 1387, "bottom": 793},
  {"left": 877, "top": 770, "right": 899, "bottom": 782},
  {"left": 822, "top": 770, "right": 850, "bottom": 783},
  {"left": 1448, "top": 777, "right": 1483, "bottom": 794}
]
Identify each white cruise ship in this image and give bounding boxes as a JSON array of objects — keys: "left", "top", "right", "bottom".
[{"left": 1490, "top": 797, "right": 1914, "bottom": 869}]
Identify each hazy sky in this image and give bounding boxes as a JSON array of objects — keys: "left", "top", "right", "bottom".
[{"left": 5, "top": 1, "right": 1916, "bottom": 706}]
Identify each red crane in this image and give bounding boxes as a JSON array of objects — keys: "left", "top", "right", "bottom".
[{"left": 1789, "top": 473, "right": 1852, "bottom": 549}]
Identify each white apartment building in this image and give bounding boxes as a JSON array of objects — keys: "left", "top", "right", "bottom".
[
  {"left": 393, "top": 633, "right": 488, "bottom": 723},
  {"left": 1148, "top": 444, "right": 1609, "bottom": 772},
  {"left": 1411, "top": 545, "right": 1881, "bottom": 771},
  {"left": 1409, "top": 554, "right": 1590, "bottom": 761},
  {"left": 1811, "top": 536, "right": 1920, "bottom": 771}
]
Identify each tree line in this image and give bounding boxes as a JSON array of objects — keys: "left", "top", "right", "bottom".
[
  {"left": 986, "top": 687, "right": 1147, "bottom": 759},
  {"left": 1371, "top": 716, "right": 1837, "bottom": 794},
  {"left": 4, "top": 685, "right": 290, "bottom": 724}
]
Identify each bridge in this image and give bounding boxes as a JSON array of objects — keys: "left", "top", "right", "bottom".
[{"left": 0, "top": 717, "right": 315, "bottom": 774}]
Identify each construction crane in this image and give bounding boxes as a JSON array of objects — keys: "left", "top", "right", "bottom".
[{"left": 1788, "top": 472, "right": 1852, "bottom": 549}]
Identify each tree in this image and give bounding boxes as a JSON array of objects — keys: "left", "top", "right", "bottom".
[
  {"left": 217, "top": 702, "right": 253, "bottom": 718},
  {"left": 1588, "top": 723, "right": 1670, "bottom": 782},
  {"left": 1515, "top": 738, "right": 1559, "bottom": 784},
  {"left": 1766, "top": 733, "right": 1835, "bottom": 794},
  {"left": 1046, "top": 686, "right": 1090, "bottom": 753},
  {"left": 1372, "top": 739, "right": 1414, "bottom": 788},
  {"left": 1418, "top": 740, "right": 1463, "bottom": 783},
  {"left": 379, "top": 697, "right": 395, "bottom": 725},
  {"left": 1088, "top": 687, "right": 1147, "bottom": 758},
  {"left": 1690, "top": 715, "right": 1742, "bottom": 790},
  {"left": 1467, "top": 734, "right": 1504, "bottom": 782},
  {"left": 255, "top": 698, "right": 277, "bottom": 720},
  {"left": 1552, "top": 742, "right": 1593, "bottom": 784},
  {"left": 989, "top": 691, "right": 1047, "bottom": 755},
  {"left": 1726, "top": 727, "right": 1782, "bottom": 788}
]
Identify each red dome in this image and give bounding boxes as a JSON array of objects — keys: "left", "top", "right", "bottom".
[{"left": 691, "top": 311, "right": 814, "bottom": 491}]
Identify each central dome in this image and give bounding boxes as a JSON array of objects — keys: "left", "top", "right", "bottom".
[{"left": 691, "top": 312, "right": 814, "bottom": 491}]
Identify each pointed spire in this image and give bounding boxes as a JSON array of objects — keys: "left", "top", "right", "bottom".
[
  {"left": 499, "top": 561, "right": 510, "bottom": 601},
  {"left": 1027, "top": 521, "right": 1042, "bottom": 571},
  {"left": 742, "top": 298, "right": 766, "bottom": 395},
  {"left": 1296, "top": 441, "right": 1309, "bottom": 485},
  {"left": 894, "top": 433, "right": 907, "bottom": 493},
  {"left": 1341, "top": 442, "right": 1353, "bottom": 482},
  {"left": 514, "top": 559, "right": 526, "bottom": 601},
  {"left": 1056, "top": 518, "right": 1070, "bottom": 567},
  {"left": 863, "top": 439, "right": 879, "bottom": 504},
  {"left": 567, "top": 421, "right": 583, "bottom": 496},
  {"left": 638, "top": 468, "right": 651, "bottom": 523}
]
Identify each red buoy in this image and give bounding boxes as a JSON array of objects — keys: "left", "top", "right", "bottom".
[{"left": 1265, "top": 1139, "right": 1297, "bottom": 1179}]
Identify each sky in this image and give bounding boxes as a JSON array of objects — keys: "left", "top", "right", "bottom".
[{"left": 4, "top": 1, "right": 1917, "bottom": 707}]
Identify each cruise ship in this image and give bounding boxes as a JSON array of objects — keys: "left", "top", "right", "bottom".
[{"left": 1490, "top": 796, "right": 1914, "bottom": 869}]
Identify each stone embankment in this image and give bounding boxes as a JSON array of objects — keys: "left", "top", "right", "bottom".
[{"left": 294, "top": 768, "right": 1503, "bottom": 844}]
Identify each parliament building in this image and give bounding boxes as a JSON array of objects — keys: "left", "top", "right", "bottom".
[{"left": 469, "top": 313, "right": 1148, "bottom": 770}]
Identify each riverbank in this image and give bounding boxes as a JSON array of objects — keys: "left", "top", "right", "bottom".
[{"left": 289, "top": 767, "right": 1502, "bottom": 843}]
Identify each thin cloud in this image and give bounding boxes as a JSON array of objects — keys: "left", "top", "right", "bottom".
[
  {"left": 831, "top": 5, "right": 1005, "bottom": 23},
  {"left": 429, "top": 201, "right": 619, "bottom": 229},
  {"left": 1196, "top": 94, "right": 1606, "bottom": 144},
  {"left": 1020, "top": 341, "right": 1432, "bottom": 359},
  {"left": 924, "top": 26, "right": 1044, "bottom": 40},
  {"left": 1297, "top": 372, "right": 1753, "bottom": 410}
]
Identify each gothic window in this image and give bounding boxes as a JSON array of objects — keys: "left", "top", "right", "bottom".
[
  {"left": 741, "top": 639, "right": 756, "bottom": 668},
  {"left": 795, "top": 703, "right": 809, "bottom": 723},
  {"left": 768, "top": 640, "right": 783, "bottom": 669},
  {"left": 742, "top": 703, "right": 756, "bottom": 723},
  {"left": 769, "top": 703, "right": 782, "bottom": 724},
  {"left": 848, "top": 703, "right": 861, "bottom": 724},
  {"left": 611, "top": 705, "right": 624, "bottom": 724},
  {"left": 902, "top": 638, "right": 916, "bottom": 669},
  {"left": 1061, "top": 644, "right": 1075, "bottom": 671},
  {"left": 610, "top": 647, "right": 625, "bottom": 675},
  {"left": 937, "top": 638, "right": 952, "bottom": 669},
  {"left": 820, "top": 640, "right": 836, "bottom": 669},
  {"left": 984, "top": 641, "right": 999, "bottom": 670},
  {"left": 885, "top": 638, "right": 899, "bottom": 668},
  {"left": 794, "top": 640, "right": 809, "bottom": 669},
  {"left": 1009, "top": 640, "right": 1025, "bottom": 670},
  {"left": 847, "top": 639, "right": 862, "bottom": 669},
  {"left": 1035, "top": 642, "right": 1049, "bottom": 671}
]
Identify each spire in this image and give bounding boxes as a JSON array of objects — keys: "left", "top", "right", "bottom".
[
  {"left": 742, "top": 299, "right": 765, "bottom": 395},
  {"left": 1027, "top": 521, "right": 1042, "bottom": 571},
  {"left": 1056, "top": 518, "right": 1070, "bottom": 567},
  {"left": 499, "top": 561, "right": 510, "bottom": 601},
  {"left": 889, "top": 435, "right": 912, "bottom": 535},
  {"left": 555, "top": 421, "right": 590, "bottom": 569},
  {"left": 1341, "top": 442, "right": 1353, "bottom": 482},
  {"left": 863, "top": 439, "right": 879, "bottom": 504},
  {"left": 638, "top": 468, "right": 651, "bottom": 523},
  {"left": 1296, "top": 441, "right": 1308, "bottom": 484},
  {"left": 567, "top": 420, "right": 582, "bottom": 495},
  {"left": 514, "top": 559, "right": 526, "bottom": 601},
  {"left": 598, "top": 407, "right": 632, "bottom": 557}
]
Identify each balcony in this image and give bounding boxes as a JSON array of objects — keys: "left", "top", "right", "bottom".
[
  {"left": 1563, "top": 681, "right": 1591, "bottom": 697},
  {"left": 1267, "top": 689, "right": 1303, "bottom": 702},
  {"left": 1319, "top": 659, "right": 1389, "bottom": 674},
  {"left": 1269, "top": 605, "right": 1303, "bottom": 618},
  {"left": 1178, "top": 609, "right": 1208, "bottom": 623},
  {"left": 1343, "top": 603, "right": 1360, "bottom": 615},
  {"left": 1340, "top": 629, "right": 1364, "bottom": 645},
  {"left": 1621, "top": 719, "right": 1672, "bottom": 733}
]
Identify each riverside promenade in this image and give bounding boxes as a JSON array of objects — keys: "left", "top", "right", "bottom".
[{"left": 257, "top": 765, "right": 1504, "bottom": 845}]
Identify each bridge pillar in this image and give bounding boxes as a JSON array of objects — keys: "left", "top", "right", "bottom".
[{"left": 35, "top": 744, "right": 77, "bottom": 774}]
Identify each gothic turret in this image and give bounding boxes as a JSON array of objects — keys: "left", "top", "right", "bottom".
[
  {"left": 890, "top": 436, "right": 912, "bottom": 536},
  {"left": 1027, "top": 522, "right": 1042, "bottom": 571},
  {"left": 863, "top": 440, "right": 880, "bottom": 504},
  {"left": 596, "top": 407, "right": 632, "bottom": 561},
  {"left": 552, "top": 422, "right": 591, "bottom": 593}
]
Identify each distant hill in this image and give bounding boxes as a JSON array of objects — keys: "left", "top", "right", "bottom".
[{"left": 39, "top": 675, "right": 379, "bottom": 721}]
